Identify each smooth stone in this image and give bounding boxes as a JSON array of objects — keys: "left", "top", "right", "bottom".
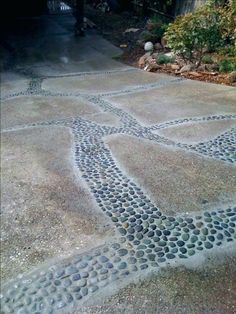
[
  {"left": 140, "top": 264, "right": 148, "bottom": 270},
  {"left": 147, "top": 254, "right": 156, "bottom": 261},
  {"left": 118, "top": 228, "right": 127, "bottom": 235},
  {"left": 66, "top": 266, "right": 78, "bottom": 275},
  {"left": 118, "top": 249, "right": 128, "bottom": 256},
  {"left": 208, "top": 235, "right": 215, "bottom": 242},
  {"left": 119, "top": 262, "right": 127, "bottom": 270},
  {"left": 201, "top": 228, "right": 208, "bottom": 235},
  {"left": 89, "top": 286, "right": 98, "bottom": 293},
  {"left": 166, "top": 253, "right": 175, "bottom": 259},
  {"left": 78, "top": 279, "right": 87, "bottom": 287},
  {"left": 177, "top": 240, "right": 185, "bottom": 247},
  {"left": 81, "top": 287, "right": 88, "bottom": 296},
  {"left": 188, "top": 249, "right": 195, "bottom": 256},
  {"left": 135, "top": 225, "right": 143, "bottom": 232},
  {"left": 196, "top": 222, "right": 203, "bottom": 228},
  {"left": 65, "top": 293, "right": 73, "bottom": 303},
  {"left": 78, "top": 262, "right": 88, "bottom": 269},
  {"left": 136, "top": 251, "right": 144, "bottom": 258},
  {"left": 147, "top": 231, "right": 154, "bottom": 237},
  {"left": 105, "top": 262, "right": 113, "bottom": 269},
  {"left": 163, "top": 230, "right": 170, "bottom": 236},
  {"left": 204, "top": 242, "right": 213, "bottom": 249},
  {"left": 128, "top": 257, "right": 137, "bottom": 264},
  {"left": 55, "top": 269, "right": 65, "bottom": 278},
  {"left": 63, "top": 278, "right": 72, "bottom": 287},
  {"left": 180, "top": 247, "right": 187, "bottom": 254},
  {"left": 182, "top": 234, "right": 189, "bottom": 241},
  {"left": 99, "top": 256, "right": 109, "bottom": 263},
  {"left": 56, "top": 301, "right": 66, "bottom": 309},
  {"left": 191, "top": 235, "right": 198, "bottom": 243}
]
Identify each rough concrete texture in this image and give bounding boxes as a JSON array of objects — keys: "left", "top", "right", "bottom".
[
  {"left": 108, "top": 80, "right": 236, "bottom": 125},
  {"left": 78, "top": 251, "right": 236, "bottom": 314},
  {"left": 156, "top": 119, "right": 236, "bottom": 144},
  {"left": 1, "top": 127, "right": 113, "bottom": 282},
  {"left": 105, "top": 134, "right": 236, "bottom": 215},
  {"left": 42, "top": 71, "right": 171, "bottom": 94},
  {"left": 1, "top": 15, "right": 124, "bottom": 76},
  {"left": 1, "top": 72, "right": 29, "bottom": 98},
  {"left": 1, "top": 9, "right": 236, "bottom": 314},
  {"left": 1, "top": 96, "right": 120, "bottom": 129}
]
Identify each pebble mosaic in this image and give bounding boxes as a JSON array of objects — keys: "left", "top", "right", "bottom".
[{"left": 1, "top": 69, "right": 235, "bottom": 313}]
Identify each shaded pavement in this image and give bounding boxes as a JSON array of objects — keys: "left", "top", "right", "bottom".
[{"left": 1, "top": 8, "right": 236, "bottom": 314}]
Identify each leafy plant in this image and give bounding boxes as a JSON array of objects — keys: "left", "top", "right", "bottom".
[
  {"left": 147, "top": 15, "right": 169, "bottom": 39},
  {"left": 140, "top": 30, "right": 157, "bottom": 41},
  {"left": 217, "top": 43, "right": 236, "bottom": 57},
  {"left": 156, "top": 53, "right": 175, "bottom": 64},
  {"left": 151, "top": 23, "right": 168, "bottom": 39},
  {"left": 202, "top": 55, "right": 214, "bottom": 64},
  {"left": 164, "top": 2, "right": 235, "bottom": 65},
  {"left": 218, "top": 58, "right": 236, "bottom": 72}
]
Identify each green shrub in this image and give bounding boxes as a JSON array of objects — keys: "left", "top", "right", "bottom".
[
  {"left": 156, "top": 53, "right": 175, "bottom": 64},
  {"left": 164, "top": 3, "right": 235, "bottom": 65},
  {"left": 217, "top": 43, "right": 236, "bottom": 57},
  {"left": 151, "top": 23, "right": 168, "bottom": 39},
  {"left": 219, "top": 58, "right": 236, "bottom": 72},
  {"left": 202, "top": 55, "right": 215, "bottom": 64},
  {"left": 140, "top": 30, "right": 156, "bottom": 42},
  {"left": 146, "top": 15, "right": 169, "bottom": 40}
]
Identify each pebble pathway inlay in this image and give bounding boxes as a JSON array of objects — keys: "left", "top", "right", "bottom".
[{"left": 1, "top": 69, "right": 236, "bottom": 314}]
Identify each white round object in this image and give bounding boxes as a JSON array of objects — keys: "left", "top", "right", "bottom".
[{"left": 144, "top": 41, "right": 154, "bottom": 52}]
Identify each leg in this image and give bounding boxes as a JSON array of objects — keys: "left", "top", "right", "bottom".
[{"left": 74, "top": 0, "right": 85, "bottom": 36}]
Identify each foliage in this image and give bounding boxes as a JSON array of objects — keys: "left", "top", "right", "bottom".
[
  {"left": 164, "top": 2, "right": 236, "bottom": 65},
  {"left": 156, "top": 53, "right": 175, "bottom": 64},
  {"left": 217, "top": 42, "right": 236, "bottom": 57},
  {"left": 140, "top": 30, "right": 157, "bottom": 41},
  {"left": 218, "top": 58, "right": 236, "bottom": 72},
  {"left": 201, "top": 55, "right": 214, "bottom": 64},
  {"left": 147, "top": 15, "right": 169, "bottom": 39},
  {"left": 135, "top": 0, "right": 174, "bottom": 16},
  {"left": 151, "top": 23, "right": 168, "bottom": 39}
]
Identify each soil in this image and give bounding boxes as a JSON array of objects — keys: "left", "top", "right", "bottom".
[
  {"left": 86, "top": 5, "right": 235, "bottom": 87},
  {"left": 85, "top": 5, "right": 146, "bottom": 65}
]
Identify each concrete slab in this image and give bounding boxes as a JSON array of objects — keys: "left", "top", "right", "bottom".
[
  {"left": 22, "top": 34, "right": 125, "bottom": 76},
  {"left": 42, "top": 71, "right": 171, "bottom": 94},
  {"left": 105, "top": 134, "right": 236, "bottom": 215},
  {"left": 156, "top": 119, "right": 236, "bottom": 144},
  {"left": 1, "top": 72, "right": 29, "bottom": 98},
  {"left": 1, "top": 127, "right": 113, "bottom": 282},
  {"left": 3, "top": 25, "right": 125, "bottom": 75},
  {"left": 1, "top": 10, "right": 236, "bottom": 314},
  {"left": 79, "top": 252, "right": 236, "bottom": 314},
  {"left": 1, "top": 95, "right": 120, "bottom": 129},
  {"left": 107, "top": 80, "right": 236, "bottom": 125}
]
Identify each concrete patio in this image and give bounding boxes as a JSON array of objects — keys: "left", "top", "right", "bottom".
[{"left": 1, "top": 9, "right": 236, "bottom": 314}]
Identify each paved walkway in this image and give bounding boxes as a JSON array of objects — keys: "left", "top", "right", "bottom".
[{"left": 1, "top": 11, "right": 236, "bottom": 314}]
